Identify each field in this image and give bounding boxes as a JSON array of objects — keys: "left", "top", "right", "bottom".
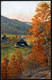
[{"left": 1, "top": 34, "right": 32, "bottom": 60}]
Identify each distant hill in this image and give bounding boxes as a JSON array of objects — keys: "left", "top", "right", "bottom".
[{"left": 1, "top": 16, "right": 31, "bottom": 35}]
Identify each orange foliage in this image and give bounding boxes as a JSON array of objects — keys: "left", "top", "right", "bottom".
[
  {"left": 18, "top": 35, "right": 21, "bottom": 38},
  {"left": 27, "top": 2, "right": 51, "bottom": 67},
  {"left": 16, "top": 34, "right": 17, "bottom": 38},
  {"left": 32, "top": 42, "right": 46, "bottom": 64},
  {"left": 1, "top": 54, "right": 9, "bottom": 79},
  {"left": 1, "top": 49, "right": 29, "bottom": 79}
]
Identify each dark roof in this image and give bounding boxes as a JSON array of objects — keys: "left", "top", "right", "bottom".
[
  {"left": 2, "top": 35, "right": 6, "bottom": 39},
  {"left": 17, "top": 39, "right": 29, "bottom": 47},
  {"left": 18, "top": 39, "right": 26, "bottom": 43},
  {"left": 3, "top": 35, "right": 6, "bottom": 37}
]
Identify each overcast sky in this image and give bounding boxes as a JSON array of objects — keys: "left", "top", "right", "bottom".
[{"left": 1, "top": 1, "right": 50, "bottom": 22}]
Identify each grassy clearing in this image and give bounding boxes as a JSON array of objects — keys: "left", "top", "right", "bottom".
[
  {"left": 1, "top": 34, "right": 32, "bottom": 60},
  {"left": 1, "top": 41, "right": 31, "bottom": 60},
  {"left": 1, "top": 46, "right": 31, "bottom": 60}
]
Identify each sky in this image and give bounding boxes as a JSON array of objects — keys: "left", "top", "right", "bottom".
[{"left": 1, "top": 1, "right": 50, "bottom": 22}]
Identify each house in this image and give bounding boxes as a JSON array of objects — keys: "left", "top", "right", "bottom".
[
  {"left": 16, "top": 39, "right": 29, "bottom": 47},
  {"left": 2, "top": 35, "right": 7, "bottom": 40}
]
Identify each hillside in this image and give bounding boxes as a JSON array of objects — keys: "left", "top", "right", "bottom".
[{"left": 1, "top": 16, "right": 31, "bottom": 35}]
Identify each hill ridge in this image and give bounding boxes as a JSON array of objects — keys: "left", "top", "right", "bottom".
[{"left": 1, "top": 15, "right": 31, "bottom": 35}]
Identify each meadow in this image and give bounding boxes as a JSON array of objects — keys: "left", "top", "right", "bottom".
[{"left": 1, "top": 34, "right": 32, "bottom": 60}]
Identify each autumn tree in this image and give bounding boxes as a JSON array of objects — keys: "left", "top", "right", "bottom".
[
  {"left": 1, "top": 49, "right": 29, "bottom": 79},
  {"left": 16, "top": 34, "right": 17, "bottom": 38},
  {"left": 1, "top": 53, "right": 9, "bottom": 79},
  {"left": 28, "top": 2, "right": 51, "bottom": 68},
  {"left": 18, "top": 35, "right": 21, "bottom": 38}
]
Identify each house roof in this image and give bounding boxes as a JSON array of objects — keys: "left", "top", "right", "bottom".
[
  {"left": 2, "top": 35, "right": 6, "bottom": 39},
  {"left": 17, "top": 39, "right": 29, "bottom": 47},
  {"left": 18, "top": 39, "right": 26, "bottom": 43}
]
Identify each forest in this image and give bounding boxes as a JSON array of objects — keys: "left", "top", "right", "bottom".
[{"left": 1, "top": 1, "right": 51, "bottom": 79}]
